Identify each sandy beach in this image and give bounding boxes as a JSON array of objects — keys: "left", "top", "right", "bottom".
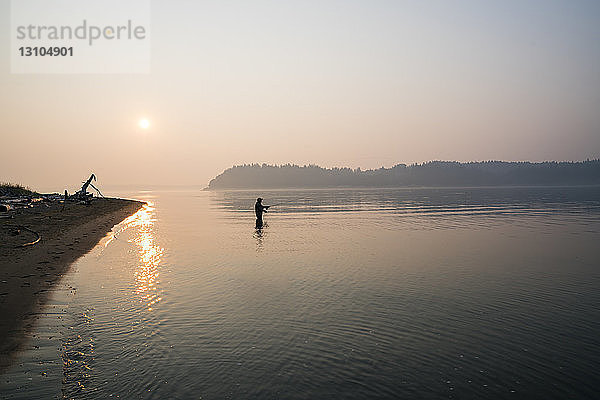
[{"left": 0, "top": 197, "right": 143, "bottom": 373}]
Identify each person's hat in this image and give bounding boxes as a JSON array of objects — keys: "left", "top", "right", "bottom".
[{"left": 257, "top": 197, "right": 262, "bottom": 202}]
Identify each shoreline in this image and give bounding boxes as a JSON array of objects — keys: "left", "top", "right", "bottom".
[{"left": 0, "top": 197, "right": 144, "bottom": 373}]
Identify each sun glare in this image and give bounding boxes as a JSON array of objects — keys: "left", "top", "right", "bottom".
[{"left": 139, "top": 118, "right": 150, "bottom": 129}]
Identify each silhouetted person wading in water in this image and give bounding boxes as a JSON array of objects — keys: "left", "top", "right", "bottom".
[{"left": 255, "top": 198, "right": 270, "bottom": 229}]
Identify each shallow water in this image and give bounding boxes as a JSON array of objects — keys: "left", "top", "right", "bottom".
[{"left": 2, "top": 186, "right": 600, "bottom": 399}]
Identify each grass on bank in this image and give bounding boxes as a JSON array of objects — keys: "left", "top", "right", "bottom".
[{"left": 0, "top": 183, "right": 38, "bottom": 197}]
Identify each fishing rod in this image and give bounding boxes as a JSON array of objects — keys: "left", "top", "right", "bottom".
[{"left": 263, "top": 202, "right": 290, "bottom": 210}]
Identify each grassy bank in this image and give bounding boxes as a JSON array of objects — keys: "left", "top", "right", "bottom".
[{"left": 0, "top": 183, "right": 38, "bottom": 197}]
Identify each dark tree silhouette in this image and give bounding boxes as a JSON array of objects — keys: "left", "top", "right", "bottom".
[{"left": 207, "top": 160, "right": 600, "bottom": 189}]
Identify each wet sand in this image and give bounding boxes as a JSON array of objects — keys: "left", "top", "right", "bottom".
[{"left": 0, "top": 198, "right": 143, "bottom": 373}]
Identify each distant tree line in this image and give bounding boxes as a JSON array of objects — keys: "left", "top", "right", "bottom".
[{"left": 207, "top": 160, "right": 600, "bottom": 189}]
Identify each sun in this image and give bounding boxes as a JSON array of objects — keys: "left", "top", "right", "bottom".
[{"left": 139, "top": 118, "right": 150, "bottom": 129}]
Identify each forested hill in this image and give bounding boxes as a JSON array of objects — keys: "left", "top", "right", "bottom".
[{"left": 206, "top": 160, "right": 600, "bottom": 189}]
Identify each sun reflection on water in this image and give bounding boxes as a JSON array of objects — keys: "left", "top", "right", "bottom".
[{"left": 122, "top": 202, "right": 164, "bottom": 311}]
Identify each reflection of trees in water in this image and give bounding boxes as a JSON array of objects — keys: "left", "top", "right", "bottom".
[{"left": 211, "top": 185, "right": 600, "bottom": 220}]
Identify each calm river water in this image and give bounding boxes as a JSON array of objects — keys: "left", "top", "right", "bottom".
[{"left": 2, "top": 186, "right": 600, "bottom": 399}]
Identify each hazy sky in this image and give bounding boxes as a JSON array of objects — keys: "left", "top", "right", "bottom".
[{"left": 1, "top": 0, "right": 599, "bottom": 190}]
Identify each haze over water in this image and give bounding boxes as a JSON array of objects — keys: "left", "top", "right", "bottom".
[
  {"left": 2, "top": 186, "right": 600, "bottom": 399},
  {"left": 2, "top": 1, "right": 600, "bottom": 188}
]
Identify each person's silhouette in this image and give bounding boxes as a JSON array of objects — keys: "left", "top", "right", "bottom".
[{"left": 255, "top": 197, "right": 270, "bottom": 229}]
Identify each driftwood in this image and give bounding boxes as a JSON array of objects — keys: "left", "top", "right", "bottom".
[
  {"left": 71, "top": 173, "right": 105, "bottom": 200},
  {"left": 4, "top": 224, "right": 41, "bottom": 247},
  {"left": 76, "top": 173, "right": 96, "bottom": 196}
]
